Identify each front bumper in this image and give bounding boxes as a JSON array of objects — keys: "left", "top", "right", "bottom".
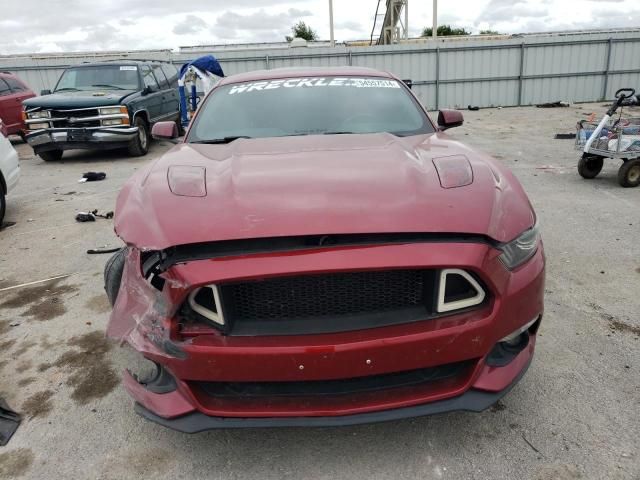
[
  {"left": 25, "top": 127, "right": 138, "bottom": 153},
  {"left": 132, "top": 349, "right": 533, "bottom": 431},
  {"left": 110, "top": 241, "right": 545, "bottom": 430}
]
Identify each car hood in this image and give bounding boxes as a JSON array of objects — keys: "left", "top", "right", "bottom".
[
  {"left": 23, "top": 90, "right": 136, "bottom": 109},
  {"left": 115, "top": 132, "right": 535, "bottom": 250}
]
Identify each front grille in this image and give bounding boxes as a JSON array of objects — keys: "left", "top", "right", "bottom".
[
  {"left": 193, "top": 360, "right": 474, "bottom": 398},
  {"left": 49, "top": 108, "right": 100, "bottom": 128},
  {"left": 217, "top": 269, "right": 436, "bottom": 335}
]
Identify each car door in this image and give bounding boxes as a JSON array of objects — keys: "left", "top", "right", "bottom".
[
  {"left": 151, "top": 64, "right": 178, "bottom": 120},
  {"left": 0, "top": 79, "right": 17, "bottom": 131},
  {"left": 139, "top": 64, "right": 163, "bottom": 122},
  {"left": 160, "top": 63, "right": 181, "bottom": 118},
  {"left": 4, "top": 76, "right": 35, "bottom": 132}
]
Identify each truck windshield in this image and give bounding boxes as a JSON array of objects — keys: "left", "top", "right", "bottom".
[
  {"left": 187, "top": 76, "right": 433, "bottom": 142},
  {"left": 55, "top": 65, "right": 139, "bottom": 92}
]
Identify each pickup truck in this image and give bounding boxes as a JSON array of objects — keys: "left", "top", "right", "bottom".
[{"left": 23, "top": 60, "right": 181, "bottom": 161}]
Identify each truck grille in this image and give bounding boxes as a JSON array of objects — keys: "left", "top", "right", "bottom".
[
  {"left": 218, "top": 269, "right": 435, "bottom": 335},
  {"left": 49, "top": 108, "right": 100, "bottom": 128}
]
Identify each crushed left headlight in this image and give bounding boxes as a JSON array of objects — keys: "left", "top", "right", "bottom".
[{"left": 499, "top": 222, "right": 540, "bottom": 270}]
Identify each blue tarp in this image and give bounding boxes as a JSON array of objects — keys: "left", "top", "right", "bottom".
[{"left": 180, "top": 55, "right": 224, "bottom": 79}]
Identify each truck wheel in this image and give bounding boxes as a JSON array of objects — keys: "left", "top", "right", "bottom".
[
  {"left": 128, "top": 117, "right": 150, "bottom": 157},
  {"left": 617, "top": 159, "right": 640, "bottom": 188},
  {"left": 38, "top": 150, "right": 63, "bottom": 162},
  {"left": 577, "top": 155, "right": 603, "bottom": 179},
  {"left": 104, "top": 247, "right": 127, "bottom": 307}
]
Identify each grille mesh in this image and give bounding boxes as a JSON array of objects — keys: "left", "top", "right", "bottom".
[
  {"left": 50, "top": 108, "right": 100, "bottom": 128},
  {"left": 220, "top": 269, "right": 426, "bottom": 322}
]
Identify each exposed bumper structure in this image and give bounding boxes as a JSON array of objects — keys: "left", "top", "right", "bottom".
[
  {"left": 109, "top": 241, "right": 545, "bottom": 430},
  {"left": 25, "top": 127, "right": 138, "bottom": 152}
]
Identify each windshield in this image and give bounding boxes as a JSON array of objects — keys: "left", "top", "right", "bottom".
[
  {"left": 187, "top": 76, "right": 433, "bottom": 142},
  {"left": 55, "top": 65, "right": 139, "bottom": 91}
]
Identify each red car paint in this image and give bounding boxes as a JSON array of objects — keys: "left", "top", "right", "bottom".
[
  {"left": 0, "top": 72, "right": 35, "bottom": 136},
  {"left": 108, "top": 67, "right": 544, "bottom": 429}
]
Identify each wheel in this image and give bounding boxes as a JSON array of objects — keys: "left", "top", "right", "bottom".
[
  {"left": 104, "top": 247, "right": 127, "bottom": 307},
  {"left": 577, "top": 155, "right": 604, "bottom": 179},
  {"left": 38, "top": 150, "right": 63, "bottom": 162},
  {"left": 127, "top": 117, "right": 150, "bottom": 157},
  {"left": 617, "top": 159, "right": 640, "bottom": 188},
  {"left": 0, "top": 191, "right": 5, "bottom": 226}
]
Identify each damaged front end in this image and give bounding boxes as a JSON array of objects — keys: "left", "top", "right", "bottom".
[{"left": 106, "top": 234, "right": 544, "bottom": 431}]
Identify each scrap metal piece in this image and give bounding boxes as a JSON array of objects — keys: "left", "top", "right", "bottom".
[{"left": 0, "top": 398, "right": 21, "bottom": 446}]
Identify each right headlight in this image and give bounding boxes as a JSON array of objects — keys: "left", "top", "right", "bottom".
[
  {"left": 27, "top": 110, "right": 51, "bottom": 119},
  {"left": 499, "top": 222, "right": 540, "bottom": 270}
]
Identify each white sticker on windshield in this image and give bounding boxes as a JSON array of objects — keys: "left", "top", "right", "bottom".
[
  {"left": 228, "top": 77, "right": 401, "bottom": 94},
  {"left": 120, "top": 66, "right": 137, "bottom": 71}
]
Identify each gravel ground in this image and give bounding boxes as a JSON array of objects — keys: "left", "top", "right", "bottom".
[{"left": 0, "top": 103, "right": 638, "bottom": 480}]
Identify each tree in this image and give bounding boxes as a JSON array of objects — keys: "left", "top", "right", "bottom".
[
  {"left": 286, "top": 21, "right": 318, "bottom": 42},
  {"left": 421, "top": 25, "right": 470, "bottom": 37},
  {"left": 480, "top": 29, "right": 501, "bottom": 35}
]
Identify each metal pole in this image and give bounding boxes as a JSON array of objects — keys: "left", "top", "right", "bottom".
[
  {"left": 432, "top": 0, "right": 437, "bottom": 40},
  {"left": 602, "top": 37, "right": 613, "bottom": 101},
  {"left": 518, "top": 43, "right": 525, "bottom": 106},
  {"left": 435, "top": 47, "right": 440, "bottom": 110},
  {"left": 329, "top": 0, "right": 335, "bottom": 47},
  {"left": 405, "top": 0, "right": 409, "bottom": 40}
]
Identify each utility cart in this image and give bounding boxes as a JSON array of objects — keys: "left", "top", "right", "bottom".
[{"left": 576, "top": 88, "right": 640, "bottom": 187}]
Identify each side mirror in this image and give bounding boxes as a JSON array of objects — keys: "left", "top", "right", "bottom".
[
  {"left": 142, "top": 85, "right": 155, "bottom": 95},
  {"left": 40, "top": 89, "right": 51, "bottom": 95},
  {"left": 437, "top": 109, "right": 464, "bottom": 130},
  {"left": 151, "top": 121, "right": 179, "bottom": 141}
]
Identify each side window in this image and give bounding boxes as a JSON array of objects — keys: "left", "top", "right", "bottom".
[
  {"left": 152, "top": 64, "right": 169, "bottom": 89},
  {"left": 0, "top": 79, "right": 10, "bottom": 96},
  {"left": 5, "top": 77, "right": 26, "bottom": 92},
  {"left": 140, "top": 65, "right": 159, "bottom": 91},
  {"left": 161, "top": 64, "right": 179, "bottom": 86}
]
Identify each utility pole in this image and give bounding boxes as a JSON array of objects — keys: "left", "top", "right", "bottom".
[
  {"left": 329, "top": 0, "right": 335, "bottom": 47},
  {"left": 432, "top": 0, "right": 438, "bottom": 39}
]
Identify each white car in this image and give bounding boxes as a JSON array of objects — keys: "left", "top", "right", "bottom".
[{"left": 0, "top": 119, "right": 20, "bottom": 224}]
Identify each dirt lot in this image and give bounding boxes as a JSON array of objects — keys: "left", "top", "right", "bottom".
[{"left": 0, "top": 104, "right": 638, "bottom": 480}]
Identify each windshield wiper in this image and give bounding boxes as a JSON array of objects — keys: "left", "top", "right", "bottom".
[
  {"left": 91, "top": 84, "right": 126, "bottom": 90},
  {"left": 192, "top": 136, "right": 252, "bottom": 144},
  {"left": 323, "top": 131, "right": 356, "bottom": 135},
  {"left": 54, "top": 87, "right": 81, "bottom": 92}
]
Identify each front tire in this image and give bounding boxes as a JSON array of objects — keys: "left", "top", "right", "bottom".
[
  {"left": 38, "top": 150, "right": 63, "bottom": 162},
  {"left": 577, "top": 155, "right": 604, "bottom": 179},
  {"left": 104, "top": 247, "right": 127, "bottom": 307},
  {"left": 0, "top": 190, "right": 6, "bottom": 226},
  {"left": 128, "top": 117, "right": 150, "bottom": 157},
  {"left": 618, "top": 159, "right": 640, "bottom": 188}
]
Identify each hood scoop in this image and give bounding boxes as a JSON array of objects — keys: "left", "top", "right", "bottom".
[{"left": 167, "top": 165, "right": 207, "bottom": 197}]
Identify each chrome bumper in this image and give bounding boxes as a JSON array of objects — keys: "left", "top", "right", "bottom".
[{"left": 26, "top": 127, "right": 139, "bottom": 149}]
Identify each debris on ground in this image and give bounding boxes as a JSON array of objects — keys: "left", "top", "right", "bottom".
[
  {"left": 536, "top": 101, "right": 570, "bottom": 108},
  {"left": 468, "top": 105, "right": 480, "bottom": 111},
  {"left": 86, "top": 247, "right": 121, "bottom": 254},
  {"left": 554, "top": 133, "right": 577, "bottom": 139},
  {"left": 0, "top": 398, "right": 21, "bottom": 446},
  {"left": 75, "top": 210, "right": 114, "bottom": 222},
  {"left": 78, "top": 172, "right": 106, "bottom": 183}
]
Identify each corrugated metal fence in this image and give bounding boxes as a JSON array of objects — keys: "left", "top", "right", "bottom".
[{"left": 2, "top": 30, "right": 640, "bottom": 109}]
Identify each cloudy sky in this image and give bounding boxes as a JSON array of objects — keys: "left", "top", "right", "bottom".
[{"left": 1, "top": 0, "right": 638, "bottom": 54}]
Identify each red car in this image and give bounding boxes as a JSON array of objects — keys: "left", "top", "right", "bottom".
[
  {"left": 0, "top": 72, "right": 35, "bottom": 137},
  {"left": 105, "top": 67, "right": 545, "bottom": 431}
]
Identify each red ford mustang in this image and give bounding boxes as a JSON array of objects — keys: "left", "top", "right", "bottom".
[{"left": 105, "top": 67, "right": 544, "bottom": 431}]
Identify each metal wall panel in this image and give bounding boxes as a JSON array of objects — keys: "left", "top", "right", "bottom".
[{"left": 2, "top": 31, "right": 640, "bottom": 109}]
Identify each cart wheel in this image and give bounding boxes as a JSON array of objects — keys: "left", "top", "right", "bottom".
[
  {"left": 577, "top": 155, "right": 604, "bottom": 179},
  {"left": 617, "top": 159, "right": 640, "bottom": 188}
]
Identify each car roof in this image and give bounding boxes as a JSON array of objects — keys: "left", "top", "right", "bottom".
[
  {"left": 68, "top": 60, "right": 173, "bottom": 68},
  {"left": 218, "top": 67, "right": 394, "bottom": 86}
]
